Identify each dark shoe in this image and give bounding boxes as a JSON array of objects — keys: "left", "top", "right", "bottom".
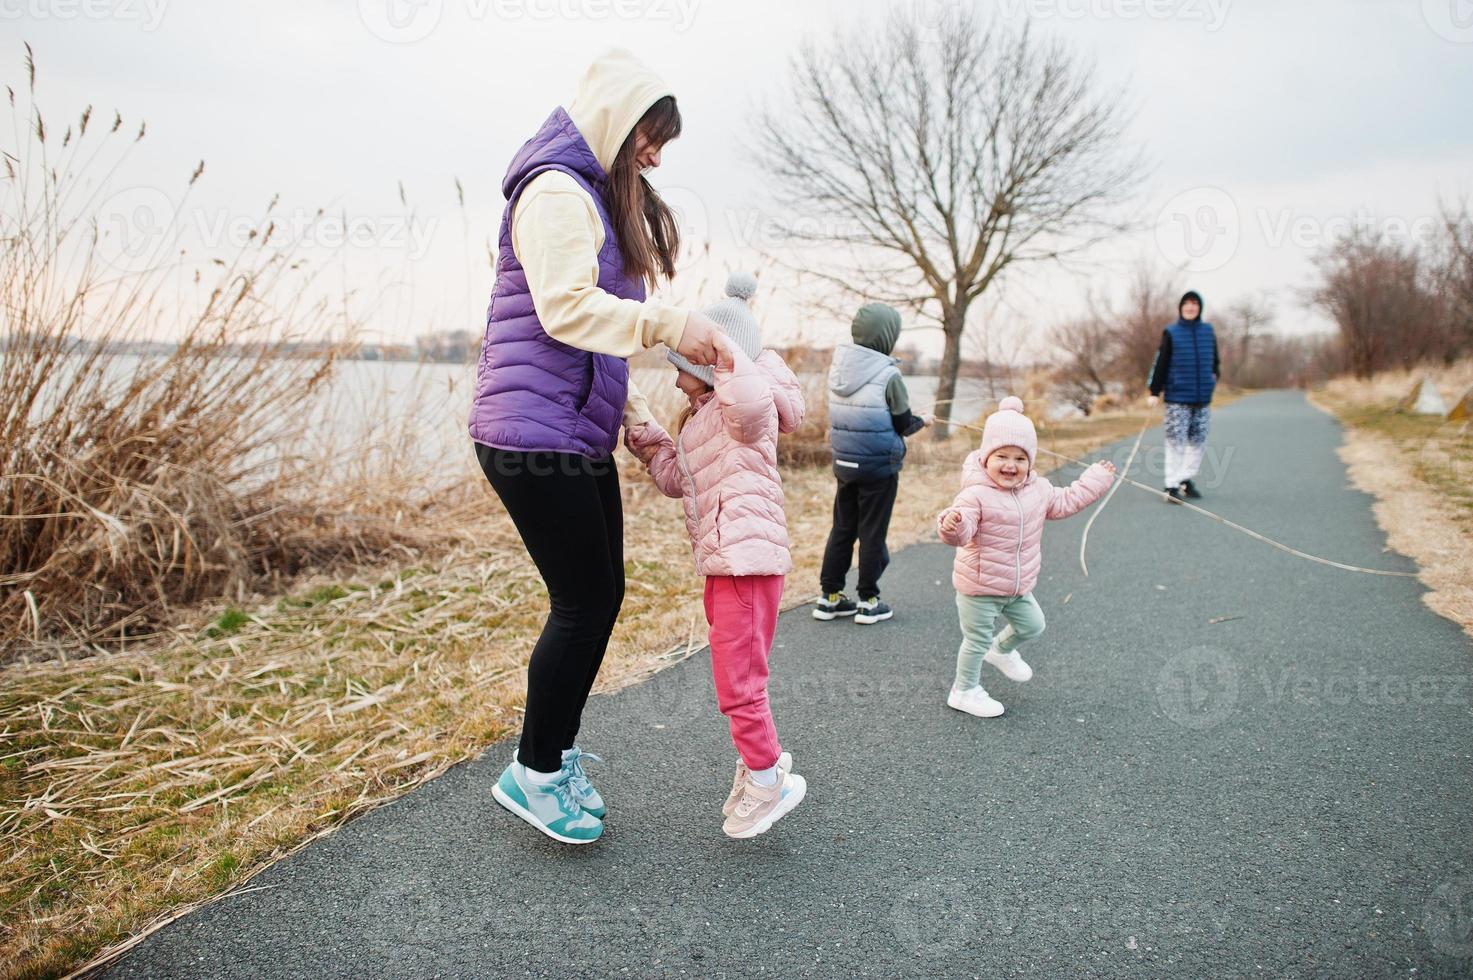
[
  {"left": 854, "top": 598, "right": 893, "bottom": 624},
  {"left": 1164, "top": 486, "right": 1185, "bottom": 504},
  {"left": 812, "top": 592, "right": 858, "bottom": 621},
  {"left": 1181, "top": 479, "right": 1202, "bottom": 499}
]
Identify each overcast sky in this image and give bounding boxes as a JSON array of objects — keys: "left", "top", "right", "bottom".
[{"left": 6, "top": 0, "right": 1472, "bottom": 355}]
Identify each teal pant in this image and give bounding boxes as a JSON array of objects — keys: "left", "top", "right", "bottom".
[{"left": 954, "top": 592, "right": 1046, "bottom": 689}]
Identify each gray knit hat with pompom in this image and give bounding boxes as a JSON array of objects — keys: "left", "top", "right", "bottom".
[{"left": 667, "top": 271, "right": 761, "bottom": 387}]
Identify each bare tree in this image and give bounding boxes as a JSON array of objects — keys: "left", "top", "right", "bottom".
[
  {"left": 1049, "top": 312, "right": 1116, "bottom": 415},
  {"left": 1309, "top": 232, "right": 1443, "bottom": 378},
  {"left": 1217, "top": 295, "right": 1274, "bottom": 386},
  {"left": 751, "top": 7, "right": 1142, "bottom": 436},
  {"left": 1112, "top": 263, "right": 1180, "bottom": 391},
  {"left": 1432, "top": 197, "right": 1473, "bottom": 362}
]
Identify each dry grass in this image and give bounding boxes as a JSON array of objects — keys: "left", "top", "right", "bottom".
[
  {"left": 0, "top": 57, "right": 437, "bottom": 663},
  {"left": 0, "top": 383, "right": 1151, "bottom": 977},
  {"left": 1311, "top": 361, "right": 1473, "bottom": 637}
]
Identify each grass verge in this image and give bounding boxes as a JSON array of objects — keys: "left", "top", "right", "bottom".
[{"left": 1310, "top": 362, "right": 1473, "bottom": 638}]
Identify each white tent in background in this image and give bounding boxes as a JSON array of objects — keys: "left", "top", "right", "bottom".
[{"left": 1397, "top": 376, "right": 1448, "bottom": 415}]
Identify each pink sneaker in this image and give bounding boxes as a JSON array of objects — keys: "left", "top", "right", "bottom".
[
  {"left": 722, "top": 751, "right": 792, "bottom": 817},
  {"left": 722, "top": 764, "right": 807, "bottom": 839}
]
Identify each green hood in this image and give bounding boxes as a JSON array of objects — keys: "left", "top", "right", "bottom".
[{"left": 851, "top": 302, "right": 901, "bottom": 354}]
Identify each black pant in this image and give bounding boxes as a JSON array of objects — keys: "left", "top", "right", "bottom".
[
  {"left": 476, "top": 446, "right": 624, "bottom": 773},
  {"left": 818, "top": 475, "right": 900, "bottom": 601}
]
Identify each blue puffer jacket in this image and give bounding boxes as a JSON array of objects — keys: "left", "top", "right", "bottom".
[
  {"left": 828, "top": 344, "right": 905, "bottom": 483},
  {"left": 1163, "top": 319, "right": 1217, "bottom": 405}
]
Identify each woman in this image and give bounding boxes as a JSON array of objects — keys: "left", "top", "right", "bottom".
[{"left": 469, "top": 50, "right": 720, "bottom": 844}]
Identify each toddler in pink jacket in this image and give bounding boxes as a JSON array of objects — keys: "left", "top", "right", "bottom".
[
  {"left": 623, "top": 273, "right": 808, "bottom": 839},
  {"left": 936, "top": 397, "right": 1115, "bottom": 718}
]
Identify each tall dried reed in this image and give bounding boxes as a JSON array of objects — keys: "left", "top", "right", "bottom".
[{"left": 0, "top": 51, "right": 420, "bottom": 662}]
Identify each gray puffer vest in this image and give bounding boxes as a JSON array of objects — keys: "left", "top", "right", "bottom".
[{"left": 827, "top": 344, "right": 904, "bottom": 483}]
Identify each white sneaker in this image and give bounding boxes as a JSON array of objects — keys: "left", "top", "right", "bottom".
[
  {"left": 947, "top": 685, "right": 1005, "bottom": 718},
  {"left": 983, "top": 646, "right": 1033, "bottom": 682}
]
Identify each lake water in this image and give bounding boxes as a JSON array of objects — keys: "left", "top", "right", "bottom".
[
  {"left": 322, "top": 361, "right": 1018, "bottom": 476},
  {"left": 33, "top": 354, "right": 1025, "bottom": 480}
]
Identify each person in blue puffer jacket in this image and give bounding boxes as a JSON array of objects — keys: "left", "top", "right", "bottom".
[
  {"left": 1147, "top": 290, "right": 1221, "bottom": 503},
  {"left": 813, "top": 302, "right": 933, "bottom": 625}
]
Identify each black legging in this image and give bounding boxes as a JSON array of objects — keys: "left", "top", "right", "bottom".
[{"left": 476, "top": 446, "right": 624, "bottom": 773}]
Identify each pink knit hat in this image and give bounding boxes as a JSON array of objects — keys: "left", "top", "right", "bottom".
[{"left": 979, "top": 396, "right": 1038, "bottom": 467}]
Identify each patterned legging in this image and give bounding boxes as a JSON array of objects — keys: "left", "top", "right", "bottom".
[{"left": 1163, "top": 402, "right": 1210, "bottom": 488}]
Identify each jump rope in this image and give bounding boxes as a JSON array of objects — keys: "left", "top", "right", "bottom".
[{"left": 923, "top": 410, "right": 1417, "bottom": 579}]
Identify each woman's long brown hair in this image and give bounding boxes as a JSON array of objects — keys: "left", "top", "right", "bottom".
[{"left": 605, "top": 96, "right": 682, "bottom": 287}]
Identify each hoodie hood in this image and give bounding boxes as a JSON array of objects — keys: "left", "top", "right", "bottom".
[
  {"left": 1178, "top": 290, "right": 1203, "bottom": 322},
  {"left": 828, "top": 343, "right": 898, "bottom": 397},
  {"left": 851, "top": 302, "right": 902, "bottom": 354},
  {"left": 566, "top": 49, "right": 673, "bottom": 173}
]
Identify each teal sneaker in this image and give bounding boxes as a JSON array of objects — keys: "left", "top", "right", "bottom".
[
  {"left": 492, "top": 762, "right": 604, "bottom": 844},
  {"left": 561, "top": 745, "right": 606, "bottom": 818}
]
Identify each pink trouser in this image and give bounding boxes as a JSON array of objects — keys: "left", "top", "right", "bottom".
[{"left": 703, "top": 574, "right": 785, "bottom": 771}]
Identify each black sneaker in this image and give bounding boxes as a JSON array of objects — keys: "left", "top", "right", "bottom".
[
  {"left": 812, "top": 592, "right": 858, "bottom": 621},
  {"left": 854, "top": 598, "right": 893, "bottom": 624},
  {"left": 1181, "top": 479, "right": 1202, "bottom": 499},
  {"left": 1164, "top": 486, "right": 1185, "bottom": 504}
]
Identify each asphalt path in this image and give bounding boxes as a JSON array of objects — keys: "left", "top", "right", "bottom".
[{"left": 106, "top": 391, "right": 1473, "bottom": 978}]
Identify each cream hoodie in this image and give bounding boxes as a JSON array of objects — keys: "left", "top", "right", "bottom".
[{"left": 512, "top": 50, "right": 689, "bottom": 426}]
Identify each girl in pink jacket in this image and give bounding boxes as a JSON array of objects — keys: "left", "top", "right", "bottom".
[
  {"left": 936, "top": 397, "right": 1116, "bottom": 718},
  {"left": 623, "top": 273, "right": 808, "bottom": 839}
]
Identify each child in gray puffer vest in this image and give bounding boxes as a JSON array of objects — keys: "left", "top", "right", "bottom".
[{"left": 814, "top": 302, "right": 933, "bottom": 625}]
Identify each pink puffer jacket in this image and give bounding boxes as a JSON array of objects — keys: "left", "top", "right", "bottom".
[
  {"left": 625, "top": 344, "right": 805, "bottom": 577},
  {"left": 937, "top": 450, "right": 1114, "bottom": 596}
]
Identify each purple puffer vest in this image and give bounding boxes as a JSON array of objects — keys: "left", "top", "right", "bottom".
[{"left": 468, "top": 107, "right": 644, "bottom": 458}]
